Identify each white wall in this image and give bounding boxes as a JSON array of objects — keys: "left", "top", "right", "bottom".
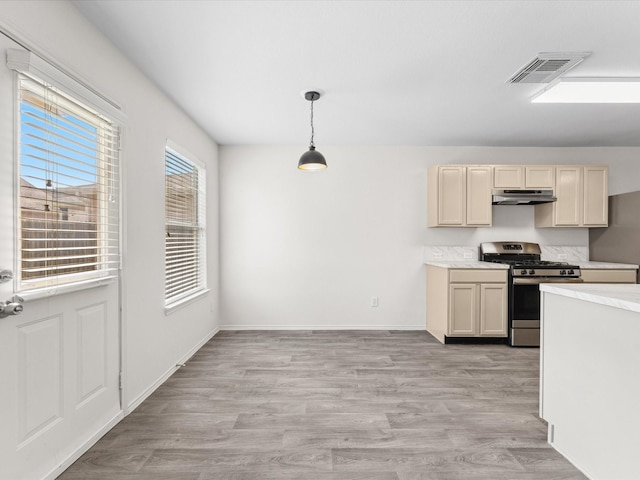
[
  {"left": 220, "top": 145, "right": 640, "bottom": 329},
  {"left": 0, "top": 1, "right": 220, "bottom": 408}
]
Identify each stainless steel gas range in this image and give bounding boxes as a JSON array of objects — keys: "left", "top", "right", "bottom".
[{"left": 480, "top": 242, "right": 583, "bottom": 347}]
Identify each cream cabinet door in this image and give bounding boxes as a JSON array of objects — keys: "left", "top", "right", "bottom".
[
  {"left": 449, "top": 284, "right": 478, "bottom": 336},
  {"left": 536, "top": 165, "right": 608, "bottom": 228},
  {"left": 479, "top": 284, "right": 508, "bottom": 336},
  {"left": 583, "top": 166, "right": 608, "bottom": 226},
  {"left": 525, "top": 166, "right": 554, "bottom": 189},
  {"left": 466, "top": 166, "right": 492, "bottom": 226},
  {"left": 437, "top": 166, "right": 466, "bottom": 225},
  {"left": 554, "top": 166, "right": 582, "bottom": 226},
  {"left": 493, "top": 166, "right": 523, "bottom": 189}
]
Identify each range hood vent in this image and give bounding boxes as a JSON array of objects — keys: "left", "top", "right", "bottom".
[
  {"left": 507, "top": 52, "right": 591, "bottom": 84},
  {"left": 492, "top": 189, "right": 557, "bottom": 205}
]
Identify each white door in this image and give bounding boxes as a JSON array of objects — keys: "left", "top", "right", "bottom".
[{"left": 0, "top": 37, "right": 122, "bottom": 480}]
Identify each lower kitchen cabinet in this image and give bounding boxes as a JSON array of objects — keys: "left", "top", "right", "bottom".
[
  {"left": 427, "top": 266, "right": 508, "bottom": 343},
  {"left": 449, "top": 283, "right": 507, "bottom": 336}
]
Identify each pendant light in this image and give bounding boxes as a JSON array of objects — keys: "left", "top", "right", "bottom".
[{"left": 298, "top": 91, "right": 327, "bottom": 170}]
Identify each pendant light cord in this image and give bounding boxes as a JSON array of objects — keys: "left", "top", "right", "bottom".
[{"left": 309, "top": 99, "right": 315, "bottom": 148}]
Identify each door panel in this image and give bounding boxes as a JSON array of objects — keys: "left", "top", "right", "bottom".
[
  {"left": 4, "top": 287, "right": 121, "bottom": 479},
  {"left": 479, "top": 284, "right": 507, "bottom": 336},
  {"left": 583, "top": 166, "right": 608, "bottom": 226},
  {"left": 438, "top": 166, "right": 465, "bottom": 225},
  {"left": 449, "top": 284, "right": 477, "bottom": 335},
  {"left": 77, "top": 302, "right": 108, "bottom": 404},
  {"left": 466, "top": 166, "right": 492, "bottom": 226},
  {"left": 525, "top": 166, "right": 554, "bottom": 189},
  {"left": 0, "top": 36, "right": 121, "bottom": 480},
  {"left": 493, "top": 165, "right": 523, "bottom": 188},
  {"left": 554, "top": 167, "right": 582, "bottom": 226},
  {"left": 17, "top": 315, "right": 63, "bottom": 444}
]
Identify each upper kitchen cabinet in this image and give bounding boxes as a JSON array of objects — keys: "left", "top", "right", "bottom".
[
  {"left": 583, "top": 166, "right": 609, "bottom": 225},
  {"left": 428, "top": 165, "right": 492, "bottom": 227},
  {"left": 493, "top": 165, "right": 555, "bottom": 189},
  {"left": 535, "top": 165, "right": 608, "bottom": 227},
  {"left": 493, "top": 165, "right": 523, "bottom": 188},
  {"left": 525, "top": 166, "right": 555, "bottom": 189},
  {"left": 467, "top": 166, "right": 493, "bottom": 225}
]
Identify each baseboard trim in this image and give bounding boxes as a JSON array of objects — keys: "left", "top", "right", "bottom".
[
  {"left": 126, "top": 326, "right": 219, "bottom": 413},
  {"left": 219, "top": 325, "right": 424, "bottom": 331},
  {"left": 549, "top": 441, "right": 593, "bottom": 480},
  {"left": 43, "top": 410, "right": 124, "bottom": 480}
]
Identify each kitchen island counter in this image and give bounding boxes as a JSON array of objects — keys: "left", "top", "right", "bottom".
[
  {"left": 540, "top": 283, "right": 640, "bottom": 313},
  {"left": 540, "top": 283, "right": 640, "bottom": 480}
]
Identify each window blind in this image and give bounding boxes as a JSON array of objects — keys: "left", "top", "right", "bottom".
[
  {"left": 17, "top": 74, "right": 121, "bottom": 291},
  {"left": 165, "top": 147, "right": 206, "bottom": 305}
]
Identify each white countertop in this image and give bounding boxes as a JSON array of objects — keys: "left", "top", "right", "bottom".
[
  {"left": 424, "top": 260, "right": 509, "bottom": 269},
  {"left": 541, "top": 283, "right": 640, "bottom": 314},
  {"left": 575, "top": 261, "right": 639, "bottom": 269},
  {"left": 425, "top": 260, "right": 638, "bottom": 270}
]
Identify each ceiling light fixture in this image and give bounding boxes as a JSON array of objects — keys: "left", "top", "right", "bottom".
[
  {"left": 532, "top": 77, "right": 640, "bottom": 103},
  {"left": 298, "top": 91, "right": 327, "bottom": 171}
]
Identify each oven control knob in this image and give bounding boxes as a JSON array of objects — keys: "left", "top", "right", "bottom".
[
  {"left": 560, "top": 270, "right": 567, "bottom": 275},
  {"left": 520, "top": 269, "right": 527, "bottom": 275},
  {"left": 529, "top": 269, "right": 535, "bottom": 275},
  {"left": 568, "top": 269, "right": 574, "bottom": 275}
]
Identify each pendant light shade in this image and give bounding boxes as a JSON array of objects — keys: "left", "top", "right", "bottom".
[
  {"left": 298, "top": 90, "right": 327, "bottom": 170},
  {"left": 298, "top": 146, "right": 327, "bottom": 170}
]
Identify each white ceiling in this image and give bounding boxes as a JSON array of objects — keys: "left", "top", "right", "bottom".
[{"left": 72, "top": 0, "right": 640, "bottom": 147}]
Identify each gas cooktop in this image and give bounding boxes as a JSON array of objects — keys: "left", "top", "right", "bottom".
[
  {"left": 484, "top": 259, "right": 573, "bottom": 268},
  {"left": 479, "top": 241, "right": 581, "bottom": 277}
]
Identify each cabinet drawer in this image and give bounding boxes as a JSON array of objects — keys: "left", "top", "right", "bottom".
[
  {"left": 581, "top": 269, "right": 637, "bottom": 283},
  {"left": 449, "top": 270, "right": 507, "bottom": 283}
]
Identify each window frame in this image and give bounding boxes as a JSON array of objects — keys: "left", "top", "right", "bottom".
[
  {"left": 164, "top": 142, "right": 207, "bottom": 310},
  {"left": 14, "top": 73, "right": 121, "bottom": 297}
]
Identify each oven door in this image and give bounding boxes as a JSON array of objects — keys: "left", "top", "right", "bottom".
[{"left": 510, "top": 277, "right": 583, "bottom": 346}]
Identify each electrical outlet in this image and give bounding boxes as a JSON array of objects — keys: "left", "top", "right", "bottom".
[
  {"left": 433, "top": 252, "right": 443, "bottom": 259},
  {"left": 558, "top": 254, "right": 568, "bottom": 260},
  {"left": 371, "top": 296, "right": 379, "bottom": 307},
  {"left": 463, "top": 252, "right": 473, "bottom": 259}
]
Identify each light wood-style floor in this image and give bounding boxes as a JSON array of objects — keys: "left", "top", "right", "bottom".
[{"left": 59, "top": 330, "right": 587, "bottom": 479}]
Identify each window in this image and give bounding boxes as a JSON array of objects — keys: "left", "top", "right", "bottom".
[
  {"left": 164, "top": 145, "right": 206, "bottom": 306},
  {"left": 16, "top": 73, "right": 121, "bottom": 293}
]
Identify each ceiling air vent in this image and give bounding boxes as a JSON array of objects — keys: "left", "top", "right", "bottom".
[{"left": 507, "top": 52, "right": 591, "bottom": 84}]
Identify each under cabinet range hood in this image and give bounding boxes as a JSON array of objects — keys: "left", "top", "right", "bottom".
[{"left": 492, "top": 189, "right": 557, "bottom": 205}]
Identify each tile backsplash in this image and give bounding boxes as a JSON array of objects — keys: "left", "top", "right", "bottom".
[
  {"left": 424, "top": 245, "right": 589, "bottom": 262},
  {"left": 540, "top": 245, "right": 588, "bottom": 262},
  {"left": 423, "top": 246, "right": 479, "bottom": 261}
]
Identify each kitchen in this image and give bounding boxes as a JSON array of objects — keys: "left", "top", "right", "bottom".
[
  {"left": 425, "top": 163, "right": 638, "bottom": 345},
  {"left": 423, "top": 161, "right": 640, "bottom": 478},
  {"left": 2, "top": 1, "right": 640, "bottom": 480}
]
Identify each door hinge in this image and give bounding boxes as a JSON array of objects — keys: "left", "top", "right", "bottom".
[{"left": 119, "top": 372, "right": 123, "bottom": 391}]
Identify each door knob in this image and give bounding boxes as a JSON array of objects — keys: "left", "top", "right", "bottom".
[{"left": 0, "top": 295, "right": 24, "bottom": 317}]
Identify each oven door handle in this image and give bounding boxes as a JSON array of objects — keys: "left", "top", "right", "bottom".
[{"left": 512, "top": 277, "right": 584, "bottom": 285}]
